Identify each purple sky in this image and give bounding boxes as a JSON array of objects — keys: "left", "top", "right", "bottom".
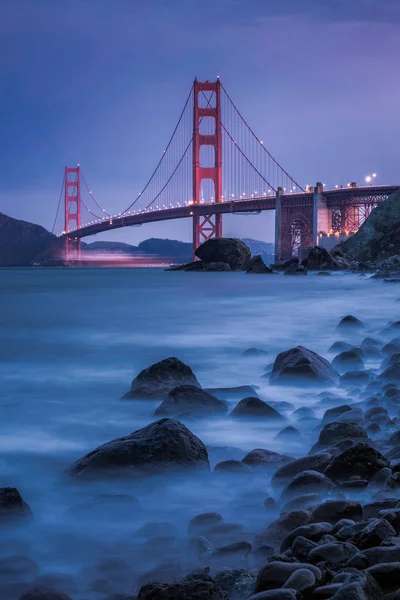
[{"left": 1, "top": 0, "right": 399, "bottom": 244}]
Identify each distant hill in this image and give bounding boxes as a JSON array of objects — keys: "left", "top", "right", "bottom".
[{"left": 0, "top": 211, "right": 274, "bottom": 267}]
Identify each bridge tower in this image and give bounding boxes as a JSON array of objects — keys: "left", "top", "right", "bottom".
[
  {"left": 192, "top": 78, "right": 222, "bottom": 254},
  {"left": 64, "top": 165, "right": 82, "bottom": 264}
]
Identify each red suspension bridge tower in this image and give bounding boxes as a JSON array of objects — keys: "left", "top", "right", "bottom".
[
  {"left": 192, "top": 78, "right": 223, "bottom": 253},
  {"left": 64, "top": 165, "right": 82, "bottom": 263}
]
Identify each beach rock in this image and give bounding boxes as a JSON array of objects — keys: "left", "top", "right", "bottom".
[
  {"left": 0, "top": 488, "right": 32, "bottom": 522},
  {"left": 336, "top": 409, "right": 365, "bottom": 425},
  {"left": 243, "top": 348, "right": 269, "bottom": 357},
  {"left": 231, "top": 397, "right": 283, "bottom": 419},
  {"left": 340, "top": 370, "right": 371, "bottom": 387},
  {"left": 324, "top": 442, "right": 389, "bottom": 483},
  {"left": 329, "top": 341, "right": 353, "bottom": 353},
  {"left": 281, "top": 493, "right": 321, "bottom": 514},
  {"left": 301, "top": 246, "right": 339, "bottom": 271},
  {"left": 337, "top": 315, "right": 365, "bottom": 331},
  {"left": 312, "top": 422, "right": 368, "bottom": 451},
  {"left": 195, "top": 238, "right": 251, "bottom": 271},
  {"left": 291, "top": 536, "right": 318, "bottom": 561},
  {"left": 321, "top": 405, "right": 352, "bottom": 424},
  {"left": 367, "top": 563, "right": 400, "bottom": 593},
  {"left": 123, "top": 357, "right": 200, "bottom": 400},
  {"left": 188, "top": 513, "right": 223, "bottom": 535},
  {"left": 281, "top": 471, "right": 339, "bottom": 501},
  {"left": 214, "top": 460, "right": 252, "bottom": 475},
  {"left": 280, "top": 522, "right": 333, "bottom": 551},
  {"left": 137, "top": 572, "right": 229, "bottom": 600},
  {"left": 275, "top": 427, "right": 302, "bottom": 441},
  {"left": 352, "top": 518, "right": 396, "bottom": 549},
  {"left": 214, "top": 569, "right": 256, "bottom": 600},
  {"left": 254, "top": 561, "right": 321, "bottom": 594},
  {"left": 270, "top": 346, "right": 339, "bottom": 386},
  {"left": 206, "top": 386, "right": 260, "bottom": 400},
  {"left": 248, "top": 591, "right": 300, "bottom": 600},
  {"left": 155, "top": 385, "right": 228, "bottom": 417},
  {"left": 272, "top": 454, "right": 333, "bottom": 488},
  {"left": 205, "top": 261, "right": 231, "bottom": 272},
  {"left": 284, "top": 264, "right": 308, "bottom": 276},
  {"left": 282, "top": 568, "right": 316, "bottom": 594},
  {"left": 328, "top": 570, "right": 384, "bottom": 599},
  {"left": 312, "top": 500, "right": 363, "bottom": 524},
  {"left": 255, "top": 510, "right": 314, "bottom": 548},
  {"left": 332, "top": 351, "right": 364, "bottom": 373},
  {"left": 242, "top": 449, "right": 293, "bottom": 469},
  {"left": 19, "top": 589, "right": 73, "bottom": 600},
  {"left": 68, "top": 418, "right": 210, "bottom": 479},
  {"left": 246, "top": 255, "right": 274, "bottom": 274},
  {"left": 308, "top": 542, "right": 358, "bottom": 567}
]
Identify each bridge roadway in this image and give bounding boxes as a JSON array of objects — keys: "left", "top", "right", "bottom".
[{"left": 65, "top": 184, "right": 399, "bottom": 239}]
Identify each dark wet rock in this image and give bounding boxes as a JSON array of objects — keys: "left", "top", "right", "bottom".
[
  {"left": 0, "top": 488, "right": 32, "bottom": 522},
  {"left": 340, "top": 370, "right": 371, "bottom": 387},
  {"left": 337, "top": 315, "right": 365, "bottom": 331},
  {"left": 231, "top": 397, "right": 283, "bottom": 420},
  {"left": 206, "top": 386, "right": 260, "bottom": 401},
  {"left": 214, "top": 569, "right": 256, "bottom": 600},
  {"left": 68, "top": 418, "right": 210, "bottom": 479},
  {"left": 203, "top": 522, "right": 252, "bottom": 547},
  {"left": 284, "top": 263, "right": 308, "bottom": 276},
  {"left": 385, "top": 472, "right": 400, "bottom": 490},
  {"left": 264, "top": 497, "right": 278, "bottom": 510},
  {"left": 155, "top": 385, "right": 228, "bottom": 417},
  {"left": 246, "top": 255, "right": 274, "bottom": 274},
  {"left": 19, "top": 589, "right": 73, "bottom": 600},
  {"left": 270, "top": 346, "right": 339, "bottom": 386},
  {"left": 332, "top": 351, "right": 364, "bottom": 374},
  {"left": 292, "top": 407, "right": 315, "bottom": 420},
  {"left": 254, "top": 561, "right": 322, "bottom": 594},
  {"left": 205, "top": 261, "right": 231, "bottom": 272},
  {"left": 195, "top": 238, "right": 251, "bottom": 271},
  {"left": 123, "top": 357, "right": 200, "bottom": 400},
  {"left": 312, "top": 583, "right": 342, "bottom": 599},
  {"left": 321, "top": 405, "right": 352, "bottom": 425},
  {"left": 272, "top": 454, "right": 333, "bottom": 489},
  {"left": 282, "top": 568, "right": 316, "bottom": 594},
  {"left": 189, "top": 535, "right": 213, "bottom": 561},
  {"left": 380, "top": 365, "right": 400, "bottom": 385},
  {"left": 312, "top": 500, "right": 363, "bottom": 524},
  {"left": 291, "top": 536, "right": 318, "bottom": 561},
  {"left": 363, "top": 499, "right": 400, "bottom": 519},
  {"left": 281, "top": 471, "right": 339, "bottom": 501},
  {"left": 367, "top": 562, "right": 400, "bottom": 593},
  {"left": 353, "top": 518, "right": 396, "bottom": 549},
  {"left": 281, "top": 522, "right": 333, "bottom": 552},
  {"left": 137, "top": 572, "right": 229, "bottom": 600},
  {"left": 329, "top": 341, "right": 353, "bottom": 353},
  {"left": 378, "top": 508, "right": 400, "bottom": 532},
  {"left": 275, "top": 426, "right": 302, "bottom": 441},
  {"left": 242, "top": 449, "right": 293, "bottom": 469},
  {"left": 312, "top": 422, "right": 368, "bottom": 452},
  {"left": 188, "top": 513, "right": 223, "bottom": 535},
  {"left": 326, "top": 570, "right": 384, "bottom": 600},
  {"left": 369, "top": 468, "right": 392, "bottom": 488},
  {"left": 324, "top": 442, "right": 389, "bottom": 483},
  {"left": 243, "top": 348, "right": 269, "bottom": 357},
  {"left": 388, "top": 431, "right": 400, "bottom": 446},
  {"left": 316, "top": 271, "right": 331, "bottom": 276},
  {"left": 255, "top": 510, "right": 314, "bottom": 549},
  {"left": 308, "top": 542, "right": 358, "bottom": 568},
  {"left": 214, "top": 460, "right": 252, "bottom": 475},
  {"left": 383, "top": 342, "right": 400, "bottom": 357},
  {"left": 363, "top": 545, "right": 400, "bottom": 564},
  {"left": 301, "top": 246, "right": 340, "bottom": 270},
  {"left": 211, "top": 541, "right": 252, "bottom": 568},
  {"left": 365, "top": 406, "right": 388, "bottom": 419},
  {"left": 281, "top": 494, "right": 321, "bottom": 514}
]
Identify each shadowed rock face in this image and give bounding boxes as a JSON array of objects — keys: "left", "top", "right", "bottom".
[
  {"left": 68, "top": 418, "right": 210, "bottom": 479},
  {"left": 301, "top": 246, "right": 340, "bottom": 270},
  {"left": 324, "top": 442, "right": 389, "bottom": 483},
  {"left": 0, "top": 487, "right": 32, "bottom": 522},
  {"left": 195, "top": 238, "right": 251, "bottom": 270},
  {"left": 123, "top": 357, "right": 200, "bottom": 400},
  {"left": 334, "top": 188, "right": 400, "bottom": 262},
  {"left": 137, "top": 572, "right": 229, "bottom": 600},
  {"left": 231, "top": 397, "right": 283, "bottom": 420},
  {"left": 270, "top": 346, "right": 339, "bottom": 386}
]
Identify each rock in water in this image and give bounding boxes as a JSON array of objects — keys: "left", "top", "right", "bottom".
[
  {"left": 270, "top": 346, "right": 339, "bottom": 386},
  {"left": 324, "top": 442, "right": 389, "bottom": 483},
  {"left": 284, "top": 264, "right": 308, "bottom": 276},
  {"left": 123, "top": 357, "right": 200, "bottom": 400},
  {"left": 246, "top": 255, "right": 274, "bottom": 274},
  {"left": 137, "top": 572, "right": 229, "bottom": 600},
  {"left": 68, "top": 418, "right": 210, "bottom": 479},
  {"left": 19, "top": 588, "right": 73, "bottom": 600},
  {"left": 301, "top": 246, "right": 340, "bottom": 270},
  {"left": 0, "top": 487, "right": 32, "bottom": 522},
  {"left": 155, "top": 385, "right": 228, "bottom": 417},
  {"left": 195, "top": 238, "right": 251, "bottom": 270},
  {"left": 231, "top": 397, "right": 283, "bottom": 419}
]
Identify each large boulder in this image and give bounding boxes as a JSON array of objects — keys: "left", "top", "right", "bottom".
[
  {"left": 333, "top": 188, "right": 400, "bottom": 262},
  {"left": 155, "top": 385, "right": 228, "bottom": 417},
  {"left": 254, "top": 562, "right": 322, "bottom": 594},
  {"left": 255, "top": 510, "right": 314, "bottom": 548},
  {"left": 270, "top": 346, "right": 339, "bottom": 386},
  {"left": 195, "top": 238, "right": 251, "bottom": 271},
  {"left": 123, "top": 357, "right": 200, "bottom": 400},
  {"left": 68, "top": 418, "right": 210, "bottom": 479},
  {"left": 246, "top": 255, "right": 274, "bottom": 274},
  {"left": 301, "top": 247, "right": 340, "bottom": 270},
  {"left": 0, "top": 487, "right": 32, "bottom": 522},
  {"left": 231, "top": 397, "right": 283, "bottom": 420},
  {"left": 324, "top": 442, "right": 389, "bottom": 483},
  {"left": 272, "top": 454, "right": 333, "bottom": 488},
  {"left": 280, "top": 470, "right": 339, "bottom": 501},
  {"left": 328, "top": 570, "right": 384, "bottom": 600},
  {"left": 242, "top": 449, "right": 293, "bottom": 469},
  {"left": 311, "top": 422, "right": 368, "bottom": 451}
]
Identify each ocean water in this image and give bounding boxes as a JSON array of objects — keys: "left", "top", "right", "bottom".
[{"left": 0, "top": 268, "right": 398, "bottom": 597}]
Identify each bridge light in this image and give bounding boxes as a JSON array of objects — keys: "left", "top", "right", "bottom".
[
  {"left": 373, "top": 173, "right": 377, "bottom": 178},
  {"left": 365, "top": 175, "right": 372, "bottom": 184}
]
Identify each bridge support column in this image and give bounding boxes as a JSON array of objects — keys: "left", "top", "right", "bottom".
[
  {"left": 193, "top": 213, "right": 222, "bottom": 256},
  {"left": 274, "top": 187, "right": 284, "bottom": 264},
  {"left": 313, "top": 181, "right": 329, "bottom": 246},
  {"left": 64, "top": 165, "right": 82, "bottom": 266}
]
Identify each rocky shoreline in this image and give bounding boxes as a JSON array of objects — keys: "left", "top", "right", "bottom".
[{"left": 5, "top": 312, "right": 400, "bottom": 599}]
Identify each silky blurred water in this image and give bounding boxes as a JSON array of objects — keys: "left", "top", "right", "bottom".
[{"left": 0, "top": 268, "right": 398, "bottom": 597}]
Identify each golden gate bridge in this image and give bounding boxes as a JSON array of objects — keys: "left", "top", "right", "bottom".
[{"left": 52, "top": 78, "right": 399, "bottom": 264}]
